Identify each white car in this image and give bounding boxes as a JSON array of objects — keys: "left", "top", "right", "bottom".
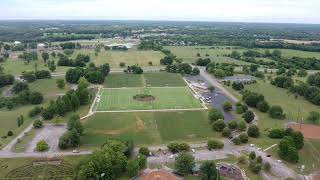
[
  {"left": 191, "top": 149, "right": 196, "bottom": 153},
  {"left": 169, "top": 154, "right": 175, "bottom": 159},
  {"left": 277, "top": 160, "right": 282, "bottom": 163},
  {"left": 72, "top": 149, "right": 80, "bottom": 153},
  {"left": 250, "top": 144, "right": 255, "bottom": 147}
]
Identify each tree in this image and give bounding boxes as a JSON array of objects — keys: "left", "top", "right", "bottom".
[
  {"left": 41, "top": 52, "right": 49, "bottom": 63},
  {"left": 208, "top": 108, "right": 224, "bottom": 123},
  {"left": 232, "top": 137, "right": 241, "bottom": 145},
  {"left": 242, "top": 110, "right": 255, "bottom": 123},
  {"left": 249, "top": 161, "right": 262, "bottom": 174},
  {"left": 228, "top": 120, "right": 238, "bottom": 130},
  {"left": 56, "top": 79, "right": 65, "bottom": 89},
  {"left": 223, "top": 101, "right": 233, "bottom": 111},
  {"left": 29, "top": 92, "right": 44, "bottom": 104},
  {"left": 119, "top": 62, "right": 126, "bottom": 67},
  {"left": 212, "top": 119, "right": 226, "bottom": 132},
  {"left": 127, "top": 158, "right": 139, "bottom": 177},
  {"left": 70, "top": 93, "right": 80, "bottom": 112},
  {"left": 207, "top": 139, "right": 224, "bottom": 150},
  {"left": 242, "top": 91, "right": 264, "bottom": 107},
  {"left": 232, "top": 81, "right": 244, "bottom": 91},
  {"left": 298, "top": 69, "right": 307, "bottom": 77},
  {"left": 78, "top": 77, "right": 89, "bottom": 90},
  {"left": 36, "top": 140, "right": 49, "bottom": 152},
  {"left": 222, "top": 127, "right": 231, "bottom": 138},
  {"left": 139, "top": 147, "right": 150, "bottom": 156},
  {"left": 192, "top": 67, "right": 200, "bottom": 75},
  {"left": 175, "top": 153, "right": 195, "bottom": 175},
  {"left": 278, "top": 136, "right": 299, "bottom": 163},
  {"left": 247, "top": 124, "right": 260, "bottom": 138},
  {"left": 238, "top": 120, "right": 247, "bottom": 131},
  {"left": 213, "top": 69, "right": 225, "bottom": 78},
  {"left": 12, "top": 82, "right": 29, "bottom": 94},
  {"left": 249, "top": 151, "right": 256, "bottom": 160},
  {"left": 77, "top": 140, "right": 127, "bottom": 179},
  {"left": 268, "top": 128, "right": 285, "bottom": 139},
  {"left": 200, "top": 161, "right": 219, "bottom": 180},
  {"left": 291, "top": 131, "right": 304, "bottom": 150},
  {"left": 17, "top": 115, "right": 24, "bottom": 127},
  {"left": 257, "top": 100, "right": 270, "bottom": 113},
  {"left": 33, "top": 120, "right": 43, "bottom": 129},
  {"left": 67, "top": 114, "right": 84, "bottom": 135},
  {"left": 239, "top": 133, "right": 249, "bottom": 143},
  {"left": 48, "top": 60, "right": 56, "bottom": 72},
  {"left": 269, "top": 105, "right": 285, "bottom": 119},
  {"left": 307, "top": 111, "right": 320, "bottom": 124}
]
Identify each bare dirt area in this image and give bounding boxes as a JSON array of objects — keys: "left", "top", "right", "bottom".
[
  {"left": 288, "top": 123, "right": 320, "bottom": 139},
  {"left": 25, "top": 124, "right": 67, "bottom": 153},
  {"left": 133, "top": 94, "right": 156, "bottom": 102}
]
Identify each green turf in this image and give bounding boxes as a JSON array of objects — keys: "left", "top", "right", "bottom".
[
  {"left": 29, "top": 78, "right": 69, "bottom": 99},
  {"left": 104, "top": 73, "right": 143, "bottom": 88},
  {"left": 82, "top": 111, "right": 219, "bottom": 147},
  {"left": 74, "top": 49, "right": 165, "bottom": 68},
  {"left": 96, "top": 87, "right": 203, "bottom": 111},
  {"left": 144, "top": 72, "right": 186, "bottom": 87}
]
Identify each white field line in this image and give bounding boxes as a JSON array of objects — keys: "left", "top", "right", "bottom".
[
  {"left": 263, "top": 144, "right": 277, "bottom": 152},
  {"left": 102, "top": 86, "right": 188, "bottom": 90},
  {"left": 95, "top": 107, "right": 207, "bottom": 113},
  {"left": 80, "top": 86, "right": 102, "bottom": 120}
]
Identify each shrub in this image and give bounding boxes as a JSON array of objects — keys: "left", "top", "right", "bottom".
[
  {"left": 223, "top": 101, "right": 233, "bottom": 111},
  {"left": 228, "top": 120, "right": 238, "bottom": 130},
  {"left": 247, "top": 125, "right": 260, "bottom": 138},
  {"left": 232, "top": 137, "right": 241, "bottom": 145},
  {"left": 167, "top": 142, "right": 180, "bottom": 153},
  {"left": 29, "top": 92, "right": 44, "bottom": 105},
  {"left": 257, "top": 100, "right": 270, "bottom": 113},
  {"left": 139, "top": 147, "right": 150, "bottom": 156},
  {"left": 239, "top": 133, "right": 249, "bottom": 143},
  {"left": 212, "top": 119, "right": 226, "bottom": 132},
  {"left": 208, "top": 108, "right": 224, "bottom": 123},
  {"left": 249, "top": 161, "right": 262, "bottom": 174},
  {"left": 7, "top": 131, "right": 13, "bottom": 136},
  {"left": 236, "top": 103, "right": 248, "bottom": 114},
  {"left": 33, "top": 120, "right": 43, "bottom": 129},
  {"left": 222, "top": 127, "right": 231, "bottom": 138},
  {"left": 238, "top": 120, "right": 247, "bottom": 131},
  {"left": 28, "top": 106, "right": 42, "bottom": 117},
  {"left": 249, "top": 151, "right": 256, "bottom": 160},
  {"left": 175, "top": 153, "right": 195, "bottom": 175},
  {"left": 268, "top": 128, "right": 285, "bottom": 139},
  {"left": 242, "top": 110, "right": 255, "bottom": 123},
  {"left": 269, "top": 105, "right": 286, "bottom": 119},
  {"left": 36, "top": 140, "right": 49, "bottom": 152},
  {"left": 307, "top": 111, "right": 320, "bottom": 124},
  {"left": 207, "top": 139, "right": 224, "bottom": 150},
  {"left": 127, "top": 158, "right": 139, "bottom": 177},
  {"left": 232, "top": 81, "right": 244, "bottom": 91},
  {"left": 256, "top": 156, "right": 263, "bottom": 163}
]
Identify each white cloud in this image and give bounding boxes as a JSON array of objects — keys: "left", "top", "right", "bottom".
[{"left": 0, "top": 0, "right": 319, "bottom": 23}]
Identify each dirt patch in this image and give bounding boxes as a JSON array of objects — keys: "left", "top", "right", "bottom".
[
  {"left": 94, "top": 128, "right": 131, "bottom": 135},
  {"left": 133, "top": 94, "right": 155, "bottom": 102},
  {"left": 288, "top": 123, "right": 320, "bottom": 139},
  {"left": 314, "top": 174, "right": 320, "bottom": 180},
  {"left": 135, "top": 116, "right": 145, "bottom": 131}
]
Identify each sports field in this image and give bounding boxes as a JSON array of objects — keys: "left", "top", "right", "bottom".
[
  {"left": 95, "top": 87, "right": 204, "bottom": 111},
  {"left": 82, "top": 111, "right": 219, "bottom": 146}
]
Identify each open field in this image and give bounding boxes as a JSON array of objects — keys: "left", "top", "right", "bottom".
[
  {"left": 29, "top": 77, "right": 69, "bottom": 99},
  {"left": 104, "top": 72, "right": 186, "bottom": 88},
  {"left": 73, "top": 49, "right": 164, "bottom": 67},
  {"left": 95, "top": 87, "right": 204, "bottom": 111},
  {"left": 164, "top": 46, "right": 251, "bottom": 65},
  {"left": 82, "top": 111, "right": 219, "bottom": 147}
]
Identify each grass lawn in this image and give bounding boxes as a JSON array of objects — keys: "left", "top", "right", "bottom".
[
  {"left": 1, "top": 59, "right": 69, "bottom": 75},
  {"left": 164, "top": 46, "right": 250, "bottom": 65},
  {"left": 144, "top": 72, "right": 186, "bottom": 87},
  {"left": 13, "top": 128, "right": 36, "bottom": 153},
  {"left": 96, "top": 87, "right": 203, "bottom": 111},
  {"left": 104, "top": 73, "right": 143, "bottom": 88},
  {"left": 82, "top": 111, "right": 219, "bottom": 147},
  {"left": 104, "top": 72, "right": 186, "bottom": 88},
  {"left": 74, "top": 49, "right": 164, "bottom": 67},
  {"left": 29, "top": 78, "right": 69, "bottom": 99}
]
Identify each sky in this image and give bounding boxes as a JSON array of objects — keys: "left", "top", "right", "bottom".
[{"left": 1, "top": 0, "right": 320, "bottom": 24}]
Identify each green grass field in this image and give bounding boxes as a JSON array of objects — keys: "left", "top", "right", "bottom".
[
  {"left": 96, "top": 87, "right": 203, "bottom": 111},
  {"left": 104, "top": 72, "right": 186, "bottom": 88},
  {"left": 164, "top": 46, "right": 250, "bottom": 65},
  {"left": 29, "top": 78, "right": 69, "bottom": 99},
  {"left": 82, "top": 111, "right": 219, "bottom": 147},
  {"left": 74, "top": 49, "right": 164, "bottom": 67}
]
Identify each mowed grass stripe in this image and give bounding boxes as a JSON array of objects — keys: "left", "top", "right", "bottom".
[{"left": 96, "top": 87, "right": 203, "bottom": 111}]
